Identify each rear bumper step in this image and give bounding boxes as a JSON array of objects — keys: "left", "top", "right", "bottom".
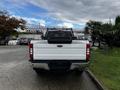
[{"left": 30, "top": 60, "right": 89, "bottom": 70}]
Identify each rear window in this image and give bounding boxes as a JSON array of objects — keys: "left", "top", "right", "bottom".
[{"left": 46, "top": 31, "right": 72, "bottom": 38}]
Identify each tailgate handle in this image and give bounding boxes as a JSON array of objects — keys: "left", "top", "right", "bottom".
[{"left": 57, "top": 45, "right": 63, "bottom": 48}]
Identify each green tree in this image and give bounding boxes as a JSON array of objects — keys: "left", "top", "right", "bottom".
[
  {"left": 113, "top": 16, "right": 120, "bottom": 46},
  {"left": 85, "top": 16, "right": 120, "bottom": 47},
  {"left": 85, "top": 20, "right": 102, "bottom": 47},
  {"left": 115, "top": 16, "right": 120, "bottom": 26},
  {"left": 0, "top": 10, "right": 26, "bottom": 40},
  {"left": 101, "top": 23, "right": 114, "bottom": 47},
  {"left": 84, "top": 27, "right": 89, "bottom": 34}
]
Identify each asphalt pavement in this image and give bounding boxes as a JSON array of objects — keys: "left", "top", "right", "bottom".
[{"left": 0, "top": 46, "right": 100, "bottom": 90}]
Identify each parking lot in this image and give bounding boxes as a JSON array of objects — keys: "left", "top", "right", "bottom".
[{"left": 0, "top": 46, "right": 99, "bottom": 90}]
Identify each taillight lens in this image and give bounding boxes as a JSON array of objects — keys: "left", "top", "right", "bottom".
[
  {"left": 86, "top": 44, "right": 90, "bottom": 61},
  {"left": 29, "top": 44, "right": 33, "bottom": 60}
]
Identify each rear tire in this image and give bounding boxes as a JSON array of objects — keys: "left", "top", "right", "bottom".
[
  {"left": 74, "top": 69, "right": 84, "bottom": 75},
  {"left": 33, "top": 68, "right": 40, "bottom": 74},
  {"left": 33, "top": 68, "right": 46, "bottom": 75}
]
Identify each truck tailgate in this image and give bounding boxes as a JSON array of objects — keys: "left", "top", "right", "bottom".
[{"left": 33, "top": 40, "right": 86, "bottom": 60}]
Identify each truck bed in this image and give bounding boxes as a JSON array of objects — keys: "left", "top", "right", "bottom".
[{"left": 32, "top": 40, "right": 88, "bottom": 60}]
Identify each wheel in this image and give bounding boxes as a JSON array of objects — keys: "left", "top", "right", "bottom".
[
  {"left": 74, "top": 69, "right": 84, "bottom": 75},
  {"left": 33, "top": 68, "right": 40, "bottom": 74},
  {"left": 33, "top": 68, "right": 46, "bottom": 75}
]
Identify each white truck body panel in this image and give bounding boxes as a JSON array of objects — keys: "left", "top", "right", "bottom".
[{"left": 32, "top": 40, "right": 88, "bottom": 60}]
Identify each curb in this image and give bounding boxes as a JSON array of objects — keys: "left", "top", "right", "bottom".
[{"left": 86, "top": 70, "right": 105, "bottom": 90}]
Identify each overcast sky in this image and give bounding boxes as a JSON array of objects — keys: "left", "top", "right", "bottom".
[{"left": 0, "top": 0, "right": 120, "bottom": 29}]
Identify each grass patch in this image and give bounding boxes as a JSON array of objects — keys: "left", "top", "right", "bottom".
[{"left": 90, "top": 47, "right": 120, "bottom": 90}]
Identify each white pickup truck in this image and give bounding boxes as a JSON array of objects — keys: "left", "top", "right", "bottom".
[{"left": 29, "top": 28, "right": 90, "bottom": 73}]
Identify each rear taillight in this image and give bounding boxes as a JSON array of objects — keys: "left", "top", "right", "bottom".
[
  {"left": 86, "top": 44, "right": 90, "bottom": 61},
  {"left": 29, "top": 44, "right": 33, "bottom": 60}
]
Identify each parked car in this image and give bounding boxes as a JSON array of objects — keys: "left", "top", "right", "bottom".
[
  {"left": 19, "top": 38, "right": 30, "bottom": 45},
  {"left": 29, "top": 28, "right": 91, "bottom": 73},
  {"left": 8, "top": 39, "right": 19, "bottom": 45}
]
